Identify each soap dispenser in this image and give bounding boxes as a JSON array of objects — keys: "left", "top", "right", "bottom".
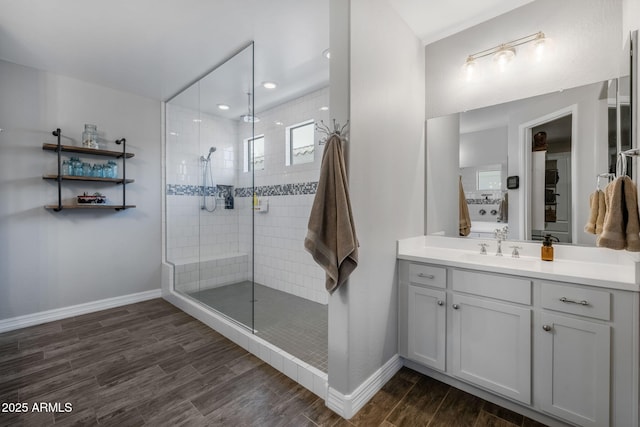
[{"left": 541, "top": 234, "right": 558, "bottom": 261}]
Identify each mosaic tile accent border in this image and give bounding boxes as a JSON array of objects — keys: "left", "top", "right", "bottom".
[
  {"left": 166, "top": 184, "right": 232, "bottom": 198},
  {"left": 235, "top": 182, "right": 318, "bottom": 197},
  {"left": 467, "top": 198, "right": 503, "bottom": 205},
  {"left": 166, "top": 182, "right": 318, "bottom": 198}
]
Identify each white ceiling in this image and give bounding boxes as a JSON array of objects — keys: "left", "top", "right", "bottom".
[
  {"left": 0, "top": 0, "right": 533, "bottom": 113},
  {"left": 388, "top": 0, "right": 535, "bottom": 44}
]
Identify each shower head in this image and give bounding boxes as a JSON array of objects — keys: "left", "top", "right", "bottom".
[{"left": 201, "top": 146, "right": 217, "bottom": 161}]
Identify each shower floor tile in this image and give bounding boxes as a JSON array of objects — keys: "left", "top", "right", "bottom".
[{"left": 188, "top": 281, "right": 328, "bottom": 372}]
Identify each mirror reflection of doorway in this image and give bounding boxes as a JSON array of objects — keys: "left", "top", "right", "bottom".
[{"left": 531, "top": 115, "right": 573, "bottom": 243}]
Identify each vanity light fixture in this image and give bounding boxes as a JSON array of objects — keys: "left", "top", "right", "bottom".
[
  {"left": 217, "top": 104, "right": 230, "bottom": 110},
  {"left": 463, "top": 31, "right": 549, "bottom": 78},
  {"left": 493, "top": 45, "right": 516, "bottom": 73},
  {"left": 262, "top": 81, "right": 277, "bottom": 89}
]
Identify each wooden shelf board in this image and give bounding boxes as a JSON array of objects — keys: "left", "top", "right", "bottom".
[
  {"left": 42, "top": 143, "right": 134, "bottom": 158},
  {"left": 45, "top": 205, "right": 136, "bottom": 210},
  {"left": 42, "top": 175, "right": 134, "bottom": 184}
]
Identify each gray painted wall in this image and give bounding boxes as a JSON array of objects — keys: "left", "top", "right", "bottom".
[
  {"left": 0, "top": 60, "right": 162, "bottom": 319},
  {"left": 328, "top": 0, "right": 425, "bottom": 396}
]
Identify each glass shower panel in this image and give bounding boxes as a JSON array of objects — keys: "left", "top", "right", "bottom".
[
  {"left": 251, "top": 86, "right": 330, "bottom": 372},
  {"left": 194, "top": 44, "right": 254, "bottom": 330},
  {"left": 166, "top": 43, "right": 255, "bottom": 332},
  {"left": 166, "top": 81, "right": 202, "bottom": 295}
]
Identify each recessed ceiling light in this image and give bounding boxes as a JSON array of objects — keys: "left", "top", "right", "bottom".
[
  {"left": 217, "top": 104, "right": 230, "bottom": 110},
  {"left": 322, "top": 49, "right": 331, "bottom": 59},
  {"left": 319, "top": 106, "right": 329, "bottom": 111},
  {"left": 262, "top": 81, "right": 277, "bottom": 89},
  {"left": 169, "top": 131, "right": 179, "bottom": 136},
  {"left": 192, "top": 119, "right": 202, "bottom": 123},
  {"left": 274, "top": 121, "right": 284, "bottom": 126}
]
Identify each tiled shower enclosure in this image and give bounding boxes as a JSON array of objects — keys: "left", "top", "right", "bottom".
[{"left": 165, "top": 43, "right": 330, "bottom": 371}]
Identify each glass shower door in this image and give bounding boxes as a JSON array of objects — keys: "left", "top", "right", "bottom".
[{"left": 166, "top": 43, "right": 255, "bottom": 332}]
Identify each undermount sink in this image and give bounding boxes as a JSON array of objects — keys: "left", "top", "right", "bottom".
[{"left": 460, "top": 252, "right": 540, "bottom": 269}]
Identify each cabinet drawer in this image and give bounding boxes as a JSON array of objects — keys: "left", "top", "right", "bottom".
[
  {"left": 541, "top": 283, "right": 611, "bottom": 321},
  {"left": 408, "top": 263, "right": 446, "bottom": 288},
  {"left": 452, "top": 270, "right": 531, "bottom": 305}
]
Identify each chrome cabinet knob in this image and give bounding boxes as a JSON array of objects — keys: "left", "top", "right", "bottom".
[
  {"left": 452, "top": 304, "right": 460, "bottom": 310},
  {"left": 437, "top": 300, "right": 444, "bottom": 306},
  {"left": 542, "top": 325, "right": 552, "bottom": 332}
]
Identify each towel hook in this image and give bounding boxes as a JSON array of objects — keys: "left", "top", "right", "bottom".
[
  {"left": 316, "top": 119, "right": 349, "bottom": 145},
  {"left": 596, "top": 173, "right": 615, "bottom": 190}
]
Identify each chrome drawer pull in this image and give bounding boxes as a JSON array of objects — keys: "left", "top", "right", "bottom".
[
  {"left": 559, "top": 297, "right": 589, "bottom": 306},
  {"left": 417, "top": 273, "right": 436, "bottom": 279}
]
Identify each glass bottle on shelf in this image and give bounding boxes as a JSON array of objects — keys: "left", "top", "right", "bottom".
[
  {"left": 108, "top": 160, "right": 118, "bottom": 178},
  {"left": 82, "top": 124, "right": 98, "bottom": 149},
  {"left": 62, "top": 160, "right": 70, "bottom": 176}
]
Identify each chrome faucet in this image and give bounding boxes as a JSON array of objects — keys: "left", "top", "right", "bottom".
[{"left": 494, "top": 226, "right": 509, "bottom": 256}]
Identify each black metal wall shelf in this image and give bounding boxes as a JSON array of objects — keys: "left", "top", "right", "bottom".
[
  {"left": 42, "top": 175, "right": 134, "bottom": 184},
  {"left": 42, "top": 143, "right": 134, "bottom": 158},
  {"left": 42, "top": 128, "right": 135, "bottom": 212}
]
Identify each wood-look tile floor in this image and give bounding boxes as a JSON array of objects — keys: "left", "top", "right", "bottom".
[{"left": 0, "top": 299, "right": 548, "bottom": 426}]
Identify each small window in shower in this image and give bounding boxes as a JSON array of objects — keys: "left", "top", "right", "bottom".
[
  {"left": 286, "top": 120, "right": 315, "bottom": 165},
  {"left": 243, "top": 135, "right": 265, "bottom": 172}
]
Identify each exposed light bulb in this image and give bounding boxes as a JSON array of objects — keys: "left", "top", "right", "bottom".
[
  {"left": 493, "top": 47, "right": 515, "bottom": 73},
  {"left": 529, "top": 33, "right": 553, "bottom": 63},
  {"left": 463, "top": 57, "right": 478, "bottom": 82}
]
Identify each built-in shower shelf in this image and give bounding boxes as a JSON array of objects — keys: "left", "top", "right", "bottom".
[
  {"left": 42, "top": 175, "right": 134, "bottom": 184},
  {"left": 42, "top": 143, "right": 134, "bottom": 158},
  {"left": 43, "top": 128, "right": 135, "bottom": 212}
]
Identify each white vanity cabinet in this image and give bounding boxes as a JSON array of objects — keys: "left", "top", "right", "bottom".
[
  {"left": 536, "top": 282, "right": 617, "bottom": 427},
  {"left": 407, "top": 285, "right": 446, "bottom": 370},
  {"left": 399, "top": 263, "right": 447, "bottom": 371},
  {"left": 538, "top": 312, "right": 610, "bottom": 426},
  {"left": 452, "top": 269, "right": 532, "bottom": 404},
  {"left": 398, "top": 259, "right": 640, "bottom": 427}
]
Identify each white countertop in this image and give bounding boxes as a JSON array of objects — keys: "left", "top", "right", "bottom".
[{"left": 397, "top": 235, "right": 640, "bottom": 292}]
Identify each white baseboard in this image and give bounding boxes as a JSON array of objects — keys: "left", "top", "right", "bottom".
[
  {"left": 0, "top": 289, "right": 162, "bottom": 333},
  {"left": 326, "top": 354, "right": 403, "bottom": 419}
]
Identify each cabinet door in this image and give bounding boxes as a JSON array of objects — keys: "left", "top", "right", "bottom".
[
  {"left": 407, "top": 285, "right": 446, "bottom": 371},
  {"left": 539, "top": 312, "right": 610, "bottom": 427},
  {"left": 451, "top": 294, "right": 531, "bottom": 404}
]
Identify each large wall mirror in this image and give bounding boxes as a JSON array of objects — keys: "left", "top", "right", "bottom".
[{"left": 426, "top": 30, "right": 636, "bottom": 247}]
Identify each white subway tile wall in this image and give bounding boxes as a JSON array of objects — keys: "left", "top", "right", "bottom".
[{"left": 166, "top": 87, "right": 329, "bottom": 305}]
